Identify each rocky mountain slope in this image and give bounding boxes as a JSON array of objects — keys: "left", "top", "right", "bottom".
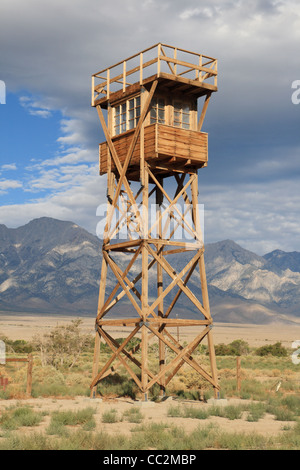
[{"left": 0, "top": 217, "right": 299, "bottom": 324}]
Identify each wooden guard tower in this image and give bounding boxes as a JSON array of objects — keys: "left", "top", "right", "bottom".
[{"left": 90, "top": 43, "right": 220, "bottom": 400}]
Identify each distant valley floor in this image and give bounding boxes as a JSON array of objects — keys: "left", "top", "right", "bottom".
[{"left": 1, "top": 311, "right": 300, "bottom": 348}]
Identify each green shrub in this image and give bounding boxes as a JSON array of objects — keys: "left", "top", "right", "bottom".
[
  {"left": 167, "top": 405, "right": 182, "bottom": 417},
  {"left": 255, "top": 342, "right": 288, "bottom": 357},
  {"left": 101, "top": 408, "right": 120, "bottom": 423},
  {"left": 246, "top": 403, "right": 266, "bottom": 422},
  {"left": 0, "top": 406, "right": 44, "bottom": 430},
  {"left": 223, "top": 405, "right": 243, "bottom": 420},
  {"left": 215, "top": 340, "right": 250, "bottom": 356},
  {"left": 122, "top": 407, "right": 144, "bottom": 423},
  {"left": 183, "top": 406, "right": 209, "bottom": 420},
  {"left": 47, "top": 407, "right": 96, "bottom": 435}
]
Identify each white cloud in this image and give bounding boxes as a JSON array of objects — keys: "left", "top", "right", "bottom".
[
  {"left": 0, "top": 172, "right": 106, "bottom": 236},
  {"left": 179, "top": 7, "right": 215, "bottom": 20},
  {"left": 1, "top": 163, "right": 17, "bottom": 171},
  {"left": 19, "top": 95, "right": 53, "bottom": 119},
  {"left": 201, "top": 179, "right": 300, "bottom": 255},
  {"left": 0, "top": 179, "right": 22, "bottom": 194}
]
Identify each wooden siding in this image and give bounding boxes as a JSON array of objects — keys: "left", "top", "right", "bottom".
[{"left": 99, "top": 124, "right": 208, "bottom": 175}]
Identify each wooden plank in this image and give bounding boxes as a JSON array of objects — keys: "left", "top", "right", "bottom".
[
  {"left": 198, "top": 92, "right": 212, "bottom": 131},
  {"left": 90, "top": 325, "right": 142, "bottom": 389},
  {"left": 145, "top": 325, "right": 212, "bottom": 390},
  {"left": 103, "top": 251, "right": 144, "bottom": 318},
  {"left": 147, "top": 169, "right": 197, "bottom": 240},
  {"left": 145, "top": 246, "right": 203, "bottom": 317},
  {"left": 159, "top": 56, "right": 217, "bottom": 75},
  {"left": 146, "top": 244, "right": 208, "bottom": 318},
  {"left": 100, "top": 256, "right": 157, "bottom": 317},
  {"left": 156, "top": 326, "right": 219, "bottom": 389},
  {"left": 94, "top": 58, "right": 158, "bottom": 93},
  {"left": 5, "top": 358, "right": 28, "bottom": 362},
  {"left": 97, "top": 245, "right": 142, "bottom": 320},
  {"left": 159, "top": 72, "right": 217, "bottom": 93}
]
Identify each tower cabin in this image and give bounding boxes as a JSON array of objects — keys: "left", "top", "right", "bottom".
[{"left": 92, "top": 43, "right": 217, "bottom": 181}]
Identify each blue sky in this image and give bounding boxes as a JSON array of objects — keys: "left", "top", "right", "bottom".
[{"left": 0, "top": 0, "right": 299, "bottom": 255}]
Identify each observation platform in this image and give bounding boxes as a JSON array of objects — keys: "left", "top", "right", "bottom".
[{"left": 92, "top": 43, "right": 217, "bottom": 179}]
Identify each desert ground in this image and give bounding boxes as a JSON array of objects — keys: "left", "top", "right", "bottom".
[
  {"left": 0, "top": 395, "right": 292, "bottom": 441},
  {"left": 1, "top": 312, "right": 300, "bottom": 348},
  {"left": 1, "top": 312, "right": 300, "bottom": 449}
]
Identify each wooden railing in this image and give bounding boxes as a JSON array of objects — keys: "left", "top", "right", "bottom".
[{"left": 92, "top": 43, "right": 217, "bottom": 106}]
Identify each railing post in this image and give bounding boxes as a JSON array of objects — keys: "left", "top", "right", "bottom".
[
  {"left": 174, "top": 47, "right": 177, "bottom": 76},
  {"left": 198, "top": 55, "right": 202, "bottom": 82},
  {"left": 107, "top": 68, "right": 110, "bottom": 100},
  {"left": 140, "top": 52, "right": 143, "bottom": 84},
  {"left": 91, "top": 75, "right": 95, "bottom": 106},
  {"left": 123, "top": 61, "right": 126, "bottom": 92},
  {"left": 214, "top": 60, "right": 218, "bottom": 87},
  {"left": 157, "top": 43, "right": 161, "bottom": 76}
]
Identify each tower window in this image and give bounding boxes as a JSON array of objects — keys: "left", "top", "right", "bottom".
[
  {"left": 114, "top": 95, "right": 141, "bottom": 136},
  {"left": 150, "top": 98, "right": 165, "bottom": 124},
  {"left": 173, "top": 101, "right": 190, "bottom": 129}
]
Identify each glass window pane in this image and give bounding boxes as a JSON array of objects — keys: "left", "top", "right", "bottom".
[
  {"left": 129, "top": 99, "right": 134, "bottom": 110},
  {"left": 150, "top": 108, "right": 157, "bottom": 119},
  {"left": 158, "top": 109, "right": 165, "bottom": 122},
  {"left": 135, "top": 96, "right": 140, "bottom": 107},
  {"left": 182, "top": 113, "right": 189, "bottom": 124}
]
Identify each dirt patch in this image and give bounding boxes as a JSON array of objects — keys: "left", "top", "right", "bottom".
[{"left": 0, "top": 395, "right": 292, "bottom": 439}]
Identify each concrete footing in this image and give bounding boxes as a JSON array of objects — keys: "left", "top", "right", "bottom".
[{"left": 207, "top": 398, "right": 228, "bottom": 406}]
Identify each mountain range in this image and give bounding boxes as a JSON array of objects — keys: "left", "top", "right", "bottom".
[{"left": 0, "top": 217, "right": 299, "bottom": 324}]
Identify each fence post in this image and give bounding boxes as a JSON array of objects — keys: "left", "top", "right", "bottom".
[
  {"left": 26, "top": 354, "right": 33, "bottom": 396},
  {"left": 237, "top": 356, "right": 241, "bottom": 393}
]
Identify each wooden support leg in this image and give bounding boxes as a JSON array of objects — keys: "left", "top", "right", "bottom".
[
  {"left": 90, "top": 172, "right": 112, "bottom": 397},
  {"left": 141, "top": 164, "right": 149, "bottom": 400},
  {"left": 156, "top": 177, "right": 165, "bottom": 396},
  {"left": 91, "top": 253, "right": 108, "bottom": 397},
  {"left": 91, "top": 331, "right": 101, "bottom": 398}
]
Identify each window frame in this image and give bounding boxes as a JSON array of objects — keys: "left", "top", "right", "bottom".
[
  {"left": 113, "top": 95, "right": 141, "bottom": 136},
  {"left": 173, "top": 100, "right": 191, "bottom": 130},
  {"left": 150, "top": 97, "right": 166, "bottom": 125}
]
